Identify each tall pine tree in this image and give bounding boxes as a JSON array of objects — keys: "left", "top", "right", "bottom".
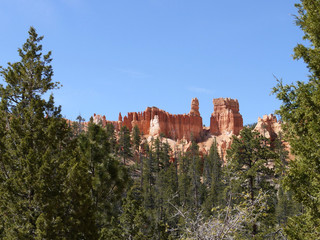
[
  {"left": 272, "top": 1, "right": 320, "bottom": 238},
  {"left": 0, "top": 27, "right": 96, "bottom": 239},
  {"left": 227, "top": 127, "right": 276, "bottom": 237},
  {"left": 78, "top": 121, "right": 129, "bottom": 236}
]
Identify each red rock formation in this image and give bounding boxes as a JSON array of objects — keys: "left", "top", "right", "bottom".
[
  {"left": 91, "top": 114, "right": 123, "bottom": 131},
  {"left": 121, "top": 100, "right": 203, "bottom": 141},
  {"left": 210, "top": 98, "right": 243, "bottom": 136},
  {"left": 254, "top": 114, "right": 282, "bottom": 141},
  {"left": 190, "top": 98, "right": 200, "bottom": 116},
  {"left": 254, "top": 114, "right": 293, "bottom": 159}
]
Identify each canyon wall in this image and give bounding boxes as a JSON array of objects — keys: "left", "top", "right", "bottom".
[{"left": 210, "top": 98, "right": 243, "bottom": 136}]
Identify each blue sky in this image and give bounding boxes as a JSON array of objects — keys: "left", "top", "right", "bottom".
[{"left": 0, "top": 0, "right": 308, "bottom": 126}]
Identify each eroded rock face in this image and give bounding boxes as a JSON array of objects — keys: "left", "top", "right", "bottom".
[
  {"left": 91, "top": 114, "right": 122, "bottom": 131},
  {"left": 254, "top": 114, "right": 293, "bottom": 159},
  {"left": 121, "top": 104, "right": 203, "bottom": 141},
  {"left": 149, "top": 115, "right": 160, "bottom": 136},
  {"left": 254, "top": 114, "right": 282, "bottom": 141},
  {"left": 190, "top": 98, "right": 200, "bottom": 117},
  {"left": 210, "top": 98, "right": 243, "bottom": 136}
]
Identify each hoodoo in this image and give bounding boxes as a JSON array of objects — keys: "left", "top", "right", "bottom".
[
  {"left": 210, "top": 98, "right": 243, "bottom": 136},
  {"left": 73, "top": 97, "right": 244, "bottom": 148},
  {"left": 254, "top": 114, "right": 282, "bottom": 142},
  {"left": 120, "top": 98, "right": 203, "bottom": 141}
]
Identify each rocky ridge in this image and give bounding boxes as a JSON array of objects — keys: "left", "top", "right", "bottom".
[{"left": 69, "top": 98, "right": 287, "bottom": 161}]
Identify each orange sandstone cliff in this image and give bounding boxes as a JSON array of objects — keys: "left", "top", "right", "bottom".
[
  {"left": 86, "top": 101, "right": 292, "bottom": 162},
  {"left": 89, "top": 98, "right": 203, "bottom": 141},
  {"left": 210, "top": 98, "right": 243, "bottom": 136},
  {"left": 72, "top": 97, "right": 247, "bottom": 160},
  {"left": 121, "top": 98, "right": 203, "bottom": 141}
]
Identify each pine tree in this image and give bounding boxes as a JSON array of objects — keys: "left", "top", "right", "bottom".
[
  {"left": 0, "top": 27, "right": 96, "bottom": 239},
  {"left": 188, "top": 139, "right": 202, "bottom": 209},
  {"left": 132, "top": 125, "right": 141, "bottom": 153},
  {"left": 226, "top": 127, "right": 276, "bottom": 237},
  {"left": 272, "top": 1, "right": 320, "bottom": 238},
  {"left": 120, "top": 184, "right": 154, "bottom": 240},
  {"left": 105, "top": 122, "right": 116, "bottom": 153},
  {"left": 78, "top": 121, "right": 129, "bottom": 235},
  {"left": 118, "top": 125, "right": 132, "bottom": 164},
  {"left": 76, "top": 114, "right": 85, "bottom": 135},
  {"left": 203, "top": 139, "right": 224, "bottom": 215},
  {"left": 178, "top": 144, "right": 192, "bottom": 208},
  {"left": 273, "top": 133, "right": 301, "bottom": 228},
  {"left": 142, "top": 141, "right": 155, "bottom": 210}
]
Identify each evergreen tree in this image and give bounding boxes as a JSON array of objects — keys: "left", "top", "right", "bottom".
[
  {"left": 226, "top": 127, "right": 276, "bottom": 237},
  {"left": 118, "top": 125, "right": 132, "bottom": 164},
  {"left": 105, "top": 122, "right": 116, "bottom": 153},
  {"left": 120, "top": 184, "right": 154, "bottom": 240},
  {"left": 273, "top": 133, "right": 301, "bottom": 228},
  {"left": 0, "top": 27, "right": 96, "bottom": 239},
  {"left": 272, "top": 0, "right": 320, "bottom": 238},
  {"left": 78, "top": 121, "right": 128, "bottom": 235},
  {"left": 155, "top": 140, "right": 178, "bottom": 232},
  {"left": 142, "top": 140, "right": 155, "bottom": 210},
  {"left": 178, "top": 144, "right": 192, "bottom": 208},
  {"left": 188, "top": 139, "right": 202, "bottom": 209},
  {"left": 76, "top": 114, "right": 85, "bottom": 135},
  {"left": 132, "top": 125, "right": 141, "bottom": 153},
  {"left": 203, "top": 139, "right": 224, "bottom": 215}
]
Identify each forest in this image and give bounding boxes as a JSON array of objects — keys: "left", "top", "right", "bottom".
[{"left": 1, "top": 0, "right": 320, "bottom": 239}]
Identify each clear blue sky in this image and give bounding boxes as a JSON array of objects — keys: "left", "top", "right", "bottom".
[{"left": 0, "top": 0, "right": 308, "bottom": 126}]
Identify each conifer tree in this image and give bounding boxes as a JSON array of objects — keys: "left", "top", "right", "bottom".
[
  {"left": 178, "top": 146, "right": 192, "bottom": 208},
  {"left": 0, "top": 27, "right": 96, "bottom": 239},
  {"left": 132, "top": 125, "right": 141, "bottom": 153},
  {"left": 120, "top": 184, "right": 155, "bottom": 240},
  {"left": 105, "top": 122, "right": 116, "bottom": 153},
  {"left": 189, "top": 139, "right": 202, "bottom": 209},
  {"left": 272, "top": 134, "right": 301, "bottom": 229},
  {"left": 78, "top": 121, "right": 128, "bottom": 235},
  {"left": 142, "top": 141, "right": 155, "bottom": 209},
  {"left": 203, "top": 139, "right": 224, "bottom": 215},
  {"left": 118, "top": 125, "right": 132, "bottom": 164},
  {"left": 76, "top": 114, "right": 85, "bottom": 135},
  {"left": 226, "top": 127, "right": 276, "bottom": 237},
  {"left": 272, "top": 1, "right": 320, "bottom": 238}
]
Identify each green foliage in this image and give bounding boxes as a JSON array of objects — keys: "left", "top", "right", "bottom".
[
  {"left": 226, "top": 127, "right": 276, "bottom": 236},
  {"left": 5, "top": 21, "right": 318, "bottom": 239},
  {"left": 120, "top": 184, "right": 155, "bottom": 240},
  {"left": 132, "top": 125, "right": 141, "bottom": 152},
  {"left": 285, "top": 213, "right": 320, "bottom": 240},
  {"left": 79, "top": 122, "right": 129, "bottom": 234},
  {"left": 203, "top": 139, "right": 225, "bottom": 216},
  {"left": 118, "top": 125, "right": 132, "bottom": 164},
  {"left": 188, "top": 139, "right": 203, "bottom": 209},
  {"left": 273, "top": 1, "right": 320, "bottom": 238},
  {"left": 105, "top": 122, "right": 117, "bottom": 153},
  {"left": 178, "top": 147, "right": 192, "bottom": 208},
  {"left": 275, "top": 185, "right": 300, "bottom": 227},
  {"left": 0, "top": 27, "right": 96, "bottom": 239}
]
